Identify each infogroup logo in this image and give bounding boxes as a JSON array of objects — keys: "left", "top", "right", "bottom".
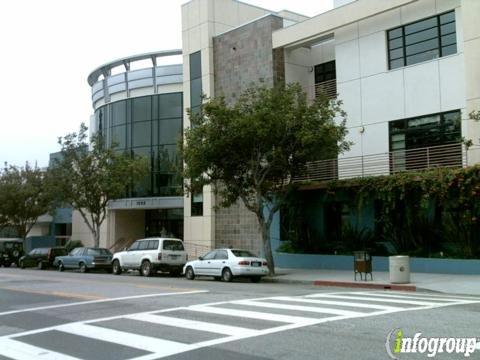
[{"left": 385, "top": 329, "right": 478, "bottom": 359}]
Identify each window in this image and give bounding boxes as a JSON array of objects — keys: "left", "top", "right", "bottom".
[
  {"left": 202, "top": 251, "right": 216, "bottom": 260},
  {"left": 191, "top": 191, "right": 203, "bottom": 216},
  {"left": 314, "top": 60, "right": 336, "bottom": 83},
  {"left": 389, "top": 110, "right": 462, "bottom": 171},
  {"left": 147, "top": 240, "right": 159, "bottom": 250},
  {"left": 215, "top": 250, "right": 228, "bottom": 260},
  {"left": 71, "top": 248, "right": 84, "bottom": 256},
  {"left": 128, "top": 241, "right": 140, "bottom": 251},
  {"left": 138, "top": 241, "right": 149, "bottom": 250},
  {"left": 231, "top": 250, "right": 257, "bottom": 257},
  {"left": 388, "top": 11, "right": 456, "bottom": 69},
  {"left": 163, "top": 240, "right": 185, "bottom": 251},
  {"left": 189, "top": 51, "right": 202, "bottom": 115},
  {"left": 86, "top": 248, "right": 111, "bottom": 256}
]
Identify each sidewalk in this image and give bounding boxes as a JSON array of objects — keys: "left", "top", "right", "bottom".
[{"left": 267, "top": 268, "right": 480, "bottom": 296}]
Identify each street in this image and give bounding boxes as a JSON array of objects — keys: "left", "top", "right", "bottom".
[{"left": 0, "top": 268, "right": 479, "bottom": 360}]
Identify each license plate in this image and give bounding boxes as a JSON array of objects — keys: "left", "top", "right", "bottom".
[
  {"left": 169, "top": 255, "right": 179, "bottom": 259},
  {"left": 251, "top": 261, "right": 261, "bottom": 267}
]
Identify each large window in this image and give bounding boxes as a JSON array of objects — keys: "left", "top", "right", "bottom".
[
  {"left": 314, "top": 60, "right": 336, "bottom": 99},
  {"left": 389, "top": 110, "right": 461, "bottom": 171},
  {"left": 94, "top": 93, "right": 183, "bottom": 197},
  {"left": 189, "top": 51, "right": 202, "bottom": 115},
  {"left": 388, "top": 11, "right": 456, "bottom": 70}
]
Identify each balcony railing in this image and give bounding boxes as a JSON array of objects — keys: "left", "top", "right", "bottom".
[
  {"left": 314, "top": 79, "right": 337, "bottom": 100},
  {"left": 294, "top": 143, "right": 478, "bottom": 183}
]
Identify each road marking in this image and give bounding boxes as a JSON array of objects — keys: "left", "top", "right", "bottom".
[
  {"left": 129, "top": 313, "right": 257, "bottom": 337},
  {"left": 0, "top": 287, "right": 105, "bottom": 300},
  {"left": 0, "top": 289, "right": 208, "bottom": 317},
  {"left": 189, "top": 304, "right": 319, "bottom": 325},
  {"left": 231, "top": 299, "right": 364, "bottom": 316},
  {"left": 305, "top": 293, "right": 443, "bottom": 306},
  {"left": 0, "top": 338, "right": 82, "bottom": 360},
  {"left": 271, "top": 296, "right": 401, "bottom": 311},
  {"left": 353, "top": 292, "right": 473, "bottom": 303},
  {"left": 1, "top": 290, "right": 479, "bottom": 360},
  {"left": 58, "top": 323, "right": 190, "bottom": 357}
]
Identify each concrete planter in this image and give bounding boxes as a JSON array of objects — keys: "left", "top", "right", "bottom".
[{"left": 273, "top": 252, "right": 480, "bottom": 275}]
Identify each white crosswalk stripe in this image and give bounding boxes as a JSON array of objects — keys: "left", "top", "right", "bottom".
[{"left": 1, "top": 290, "right": 479, "bottom": 360}]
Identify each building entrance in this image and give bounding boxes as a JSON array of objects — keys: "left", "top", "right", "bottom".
[{"left": 145, "top": 209, "right": 183, "bottom": 239}]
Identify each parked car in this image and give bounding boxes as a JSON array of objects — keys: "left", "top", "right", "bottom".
[
  {"left": 0, "top": 239, "right": 24, "bottom": 267},
  {"left": 112, "top": 238, "right": 187, "bottom": 277},
  {"left": 54, "top": 247, "right": 113, "bottom": 273},
  {"left": 18, "top": 247, "right": 68, "bottom": 269},
  {"left": 183, "top": 248, "right": 268, "bottom": 283}
]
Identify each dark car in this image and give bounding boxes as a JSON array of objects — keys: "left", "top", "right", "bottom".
[
  {"left": 0, "top": 239, "right": 24, "bottom": 267},
  {"left": 19, "top": 247, "right": 68, "bottom": 269},
  {"left": 54, "top": 247, "right": 113, "bottom": 273}
]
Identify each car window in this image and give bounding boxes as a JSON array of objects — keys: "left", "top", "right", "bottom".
[
  {"left": 39, "top": 248, "right": 49, "bottom": 255},
  {"left": 231, "top": 250, "right": 257, "bottom": 257},
  {"left": 128, "top": 241, "right": 140, "bottom": 251},
  {"left": 29, "top": 249, "right": 37, "bottom": 255},
  {"left": 162, "top": 240, "right": 184, "bottom": 251},
  {"left": 70, "top": 248, "right": 83, "bottom": 256},
  {"left": 138, "top": 241, "right": 149, "bottom": 250},
  {"left": 86, "top": 248, "right": 111, "bottom": 256},
  {"left": 147, "top": 240, "right": 159, "bottom": 250},
  {"left": 215, "top": 250, "right": 228, "bottom": 260},
  {"left": 202, "top": 251, "right": 216, "bottom": 260}
]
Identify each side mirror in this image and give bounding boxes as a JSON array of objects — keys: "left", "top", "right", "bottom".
[{"left": 198, "top": 256, "right": 204, "bottom": 261}]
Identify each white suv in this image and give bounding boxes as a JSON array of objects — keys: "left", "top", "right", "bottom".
[{"left": 111, "top": 238, "right": 187, "bottom": 277}]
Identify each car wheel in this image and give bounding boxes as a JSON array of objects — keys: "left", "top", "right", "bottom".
[
  {"left": 250, "top": 276, "right": 261, "bottom": 283},
  {"left": 58, "top": 262, "right": 65, "bottom": 272},
  {"left": 112, "top": 260, "right": 122, "bottom": 275},
  {"left": 185, "top": 266, "right": 195, "bottom": 280},
  {"left": 79, "top": 262, "right": 88, "bottom": 273},
  {"left": 141, "top": 260, "right": 152, "bottom": 277},
  {"left": 19, "top": 260, "right": 25, "bottom": 269},
  {"left": 37, "top": 261, "right": 44, "bottom": 270},
  {"left": 222, "top": 268, "right": 233, "bottom": 282}
]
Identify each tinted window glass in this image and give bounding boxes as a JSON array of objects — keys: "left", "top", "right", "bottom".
[
  {"left": 147, "top": 240, "right": 159, "bottom": 250},
  {"left": 132, "top": 97, "right": 152, "bottom": 122},
  {"left": 404, "top": 17, "right": 437, "bottom": 35},
  {"left": 159, "top": 119, "right": 182, "bottom": 145},
  {"left": 129, "top": 241, "right": 140, "bottom": 251},
  {"left": 133, "top": 122, "right": 151, "bottom": 147},
  {"left": 202, "top": 251, "right": 216, "bottom": 260},
  {"left": 215, "top": 250, "right": 228, "bottom": 260},
  {"left": 189, "top": 51, "right": 202, "bottom": 80},
  {"left": 162, "top": 240, "right": 184, "bottom": 251},
  {"left": 29, "top": 249, "right": 37, "bottom": 255},
  {"left": 70, "top": 248, "right": 83, "bottom": 256},
  {"left": 86, "top": 248, "right": 111, "bottom": 256},
  {"left": 159, "top": 93, "right": 182, "bottom": 119},
  {"left": 231, "top": 250, "right": 257, "bottom": 257},
  {"left": 112, "top": 101, "right": 127, "bottom": 126},
  {"left": 137, "top": 241, "right": 148, "bottom": 250}
]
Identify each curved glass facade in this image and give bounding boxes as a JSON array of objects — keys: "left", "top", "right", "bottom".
[{"left": 95, "top": 93, "right": 183, "bottom": 197}]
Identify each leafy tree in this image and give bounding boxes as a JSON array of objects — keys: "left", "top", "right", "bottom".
[
  {"left": 51, "top": 124, "right": 149, "bottom": 247},
  {"left": 0, "top": 163, "right": 54, "bottom": 240},
  {"left": 181, "top": 83, "right": 349, "bottom": 274}
]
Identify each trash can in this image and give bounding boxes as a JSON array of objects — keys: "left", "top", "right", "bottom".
[
  {"left": 353, "top": 251, "right": 373, "bottom": 281},
  {"left": 389, "top": 255, "right": 410, "bottom": 283}
]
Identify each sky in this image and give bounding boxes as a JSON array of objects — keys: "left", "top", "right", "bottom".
[{"left": 0, "top": 0, "right": 333, "bottom": 168}]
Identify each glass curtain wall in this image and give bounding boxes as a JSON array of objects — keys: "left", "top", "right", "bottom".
[{"left": 94, "top": 93, "right": 183, "bottom": 197}]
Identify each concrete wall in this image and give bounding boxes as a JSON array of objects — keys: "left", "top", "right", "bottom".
[
  {"left": 71, "top": 210, "right": 107, "bottom": 248},
  {"left": 182, "top": 0, "right": 272, "bottom": 254},
  {"left": 107, "top": 210, "right": 145, "bottom": 250}
]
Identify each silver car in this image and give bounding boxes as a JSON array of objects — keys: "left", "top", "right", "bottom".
[{"left": 183, "top": 248, "right": 268, "bottom": 283}]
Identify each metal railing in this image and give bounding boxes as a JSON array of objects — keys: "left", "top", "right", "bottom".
[
  {"left": 294, "top": 143, "right": 477, "bottom": 183},
  {"left": 314, "top": 79, "right": 337, "bottom": 99}
]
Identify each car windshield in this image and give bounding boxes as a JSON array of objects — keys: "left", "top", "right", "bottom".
[
  {"left": 86, "top": 248, "right": 111, "bottom": 256},
  {"left": 163, "top": 240, "right": 184, "bottom": 251},
  {"left": 231, "top": 250, "right": 257, "bottom": 257}
]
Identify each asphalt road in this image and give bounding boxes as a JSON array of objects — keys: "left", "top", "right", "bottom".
[{"left": 0, "top": 267, "right": 479, "bottom": 360}]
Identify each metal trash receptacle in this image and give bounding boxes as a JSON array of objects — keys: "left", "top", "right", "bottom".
[
  {"left": 353, "top": 251, "right": 372, "bottom": 281},
  {"left": 389, "top": 255, "right": 410, "bottom": 283}
]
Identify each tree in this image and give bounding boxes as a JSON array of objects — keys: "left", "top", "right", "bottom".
[
  {"left": 181, "top": 83, "right": 350, "bottom": 274},
  {"left": 0, "top": 163, "right": 54, "bottom": 240},
  {"left": 51, "top": 124, "right": 149, "bottom": 247}
]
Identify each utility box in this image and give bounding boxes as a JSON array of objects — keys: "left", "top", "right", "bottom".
[{"left": 389, "top": 255, "right": 410, "bottom": 283}]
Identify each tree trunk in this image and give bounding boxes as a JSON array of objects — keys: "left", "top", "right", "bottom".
[
  {"left": 93, "top": 225, "right": 100, "bottom": 248},
  {"left": 258, "top": 214, "right": 275, "bottom": 275}
]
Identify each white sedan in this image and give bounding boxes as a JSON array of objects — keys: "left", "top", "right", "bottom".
[{"left": 183, "top": 248, "right": 268, "bottom": 282}]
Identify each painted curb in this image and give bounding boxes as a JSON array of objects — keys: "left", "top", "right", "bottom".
[{"left": 312, "top": 280, "right": 416, "bottom": 291}]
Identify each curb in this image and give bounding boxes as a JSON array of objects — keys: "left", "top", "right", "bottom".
[
  {"left": 312, "top": 280, "right": 416, "bottom": 292},
  {"left": 265, "top": 277, "right": 416, "bottom": 291}
]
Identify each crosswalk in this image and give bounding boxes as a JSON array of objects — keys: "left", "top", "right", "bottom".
[{"left": 0, "top": 290, "right": 479, "bottom": 360}]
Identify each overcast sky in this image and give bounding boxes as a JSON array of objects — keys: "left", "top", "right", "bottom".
[{"left": 0, "top": 0, "right": 333, "bottom": 167}]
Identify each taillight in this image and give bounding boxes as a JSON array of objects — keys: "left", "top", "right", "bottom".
[
  {"left": 238, "top": 260, "right": 250, "bottom": 266},
  {"left": 158, "top": 253, "right": 162, "bottom": 260},
  {"left": 262, "top": 261, "right": 268, "bottom": 266}
]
